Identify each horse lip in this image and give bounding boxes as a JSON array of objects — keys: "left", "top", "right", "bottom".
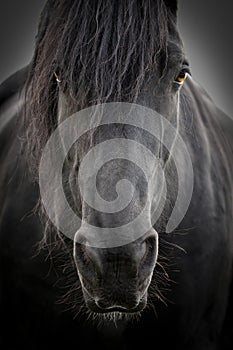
[
  {"left": 83, "top": 291, "right": 147, "bottom": 314},
  {"left": 87, "top": 301, "right": 146, "bottom": 314}
]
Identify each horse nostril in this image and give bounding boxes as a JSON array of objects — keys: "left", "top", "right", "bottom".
[
  {"left": 141, "top": 233, "right": 158, "bottom": 265},
  {"left": 75, "top": 243, "right": 101, "bottom": 271}
]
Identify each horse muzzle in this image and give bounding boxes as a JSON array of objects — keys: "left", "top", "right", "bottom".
[{"left": 74, "top": 230, "right": 158, "bottom": 314}]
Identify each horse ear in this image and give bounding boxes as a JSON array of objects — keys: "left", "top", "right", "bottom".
[{"left": 163, "top": 0, "right": 178, "bottom": 16}]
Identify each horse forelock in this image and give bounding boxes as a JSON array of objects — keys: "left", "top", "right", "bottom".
[{"left": 24, "top": 1, "right": 178, "bottom": 171}]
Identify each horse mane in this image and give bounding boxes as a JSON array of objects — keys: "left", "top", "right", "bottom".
[{"left": 25, "top": 0, "right": 176, "bottom": 174}]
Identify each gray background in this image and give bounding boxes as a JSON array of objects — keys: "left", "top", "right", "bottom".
[{"left": 0, "top": 0, "right": 232, "bottom": 117}]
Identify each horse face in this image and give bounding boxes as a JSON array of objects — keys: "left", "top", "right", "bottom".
[
  {"left": 55, "top": 19, "right": 186, "bottom": 316},
  {"left": 57, "top": 60, "right": 186, "bottom": 315}
]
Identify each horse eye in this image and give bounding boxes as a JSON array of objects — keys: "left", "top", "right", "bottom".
[
  {"left": 174, "top": 70, "right": 188, "bottom": 85},
  {"left": 54, "top": 71, "right": 62, "bottom": 83}
]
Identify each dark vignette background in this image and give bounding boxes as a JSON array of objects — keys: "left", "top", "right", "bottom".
[{"left": 0, "top": 0, "right": 232, "bottom": 117}]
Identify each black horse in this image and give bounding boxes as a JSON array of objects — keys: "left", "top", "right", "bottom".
[{"left": 0, "top": 1, "right": 233, "bottom": 349}]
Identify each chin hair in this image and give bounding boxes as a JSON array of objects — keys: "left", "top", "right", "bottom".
[{"left": 85, "top": 310, "right": 143, "bottom": 327}]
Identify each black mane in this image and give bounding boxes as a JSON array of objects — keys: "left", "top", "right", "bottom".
[{"left": 25, "top": 0, "right": 176, "bottom": 171}]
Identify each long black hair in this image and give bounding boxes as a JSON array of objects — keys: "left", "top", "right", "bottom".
[{"left": 25, "top": 0, "right": 176, "bottom": 172}]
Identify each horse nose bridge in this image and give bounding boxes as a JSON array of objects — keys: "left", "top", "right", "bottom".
[{"left": 79, "top": 155, "right": 150, "bottom": 221}]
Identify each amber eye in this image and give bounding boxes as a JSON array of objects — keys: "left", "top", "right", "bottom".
[
  {"left": 54, "top": 71, "right": 62, "bottom": 83},
  {"left": 174, "top": 70, "right": 187, "bottom": 85}
]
